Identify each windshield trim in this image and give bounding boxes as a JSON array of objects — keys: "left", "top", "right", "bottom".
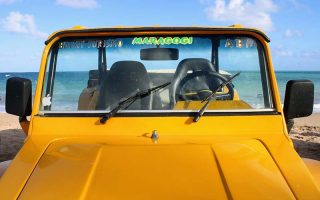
[
  {"left": 45, "top": 27, "right": 270, "bottom": 45},
  {"left": 39, "top": 108, "right": 276, "bottom": 115},
  {"left": 37, "top": 109, "right": 278, "bottom": 118}
]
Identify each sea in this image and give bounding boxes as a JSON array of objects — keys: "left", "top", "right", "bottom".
[{"left": 0, "top": 71, "right": 319, "bottom": 113}]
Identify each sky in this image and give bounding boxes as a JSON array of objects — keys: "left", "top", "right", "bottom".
[{"left": 0, "top": 0, "right": 319, "bottom": 72}]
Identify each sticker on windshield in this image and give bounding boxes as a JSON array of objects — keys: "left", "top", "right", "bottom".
[
  {"left": 132, "top": 37, "right": 193, "bottom": 45},
  {"left": 42, "top": 94, "right": 52, "bottom": 107},
  {"left": 59, "top": 40, "right": 123, "bottom": 49},
  {"left": 225, "top": 39, "right": 234, "bottom": 48},
  {"left": 246, "top": 39, "right": 257, "bottom": 48},
  {"left": 235, "top": 39, "right": 243, "bottom": 48},
  {"left": 117, "top": 40, "right": 123, "bottom": 47},
  {"left": 225, "top": 38, "right": 257, "bottom": 48}
]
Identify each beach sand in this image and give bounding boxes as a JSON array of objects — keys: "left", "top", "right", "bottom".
[
  {"left": 0, "top": 114, "right": 25, "bottom": 162},
  {"left": 290, "top": 114, "right": 320, "bottom": 160},
  {"left": 0, "top": 113, "right": 319, "bottom": 162}
]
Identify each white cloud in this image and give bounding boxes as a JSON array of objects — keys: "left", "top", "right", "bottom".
[
  {"left": 56, "top": 0, "right": 97, "bottom": 9},
  {"left": 275, "top": 50, "right": 293, "bottom": 57},
  {"left": 287, "top": 0, "right": 309, "bottom": 10},
  {"left": 283, "top": 29, "right": 303, "bottom": 38},
  {"left": 301, "top": 50, "right": 320, "bottom": 59},
  {"left": 288, "top": 0, "right": 300, "bottom": 8},
  {"left": 1, "top": 11, "right": 48, "bottom": 39},
  {"left": 0, "top": 0, "right": 16, "bottom": 4},
  {"left": 273, "top": 46, "right": 320, "bottom": 59},
  {"left": 203, "top": 0, "right": 277, "bottom": 32},
  {"left": 272, "top": 45, "right": 294, "bottom": 57}
]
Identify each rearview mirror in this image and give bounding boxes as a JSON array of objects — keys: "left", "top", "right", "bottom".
[
  {"left": 283, "top": 80, "right": 314, "bottom": 119},
  {"left": 140, "top": 48, "right": 179, "bottom": 60},
  {"left": 6, "top": 77, "right": 32, "bottom": 117}
]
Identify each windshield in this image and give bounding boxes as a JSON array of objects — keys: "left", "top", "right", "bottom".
[{"left": 40, "top": 35, "right": 274, "bottom": 113}]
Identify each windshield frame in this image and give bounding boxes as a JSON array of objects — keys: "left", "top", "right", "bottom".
[{"left": 38, "top": 33, "right": 276, "bottom": 116}]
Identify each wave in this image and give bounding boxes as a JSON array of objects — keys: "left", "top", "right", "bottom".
[
  {"left": 314, "top": 104, "right": 320, "bottom": 113},
  {"left": 0, "top": 105, "right": 4, "bottom": 113}
]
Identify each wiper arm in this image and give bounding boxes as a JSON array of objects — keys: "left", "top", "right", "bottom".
[
  {"left": 193, "top": 72, "right": 241, "bottom": 122},
  {"left": 100, "top": 82, "right": 171, "bottom": 124}
]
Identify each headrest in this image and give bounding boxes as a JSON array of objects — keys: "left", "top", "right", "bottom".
[{"left": 175, "top": 58, "right": 215, "bottom": 77}]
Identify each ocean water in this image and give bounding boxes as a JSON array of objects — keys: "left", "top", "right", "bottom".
[{"left": 0, "top": 71, "right": 319, "bottom": 112}]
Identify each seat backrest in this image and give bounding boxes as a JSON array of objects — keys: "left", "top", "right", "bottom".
[
  {"left": 87, "top": 70, "right": 99, "bottom": 87},
  {"left": 170, "top": 58, "right": 215, "bottom": 105},
  {"left": 96, "top": 61, "right": 152, "bottom": 110}
]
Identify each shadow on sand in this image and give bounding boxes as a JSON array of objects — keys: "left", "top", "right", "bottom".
[
  {"left": 0, "top": 129, "right": 25, "bottom": 162},
  {"left": 292, "top": 139, "right": 320, "bottom": 161}
]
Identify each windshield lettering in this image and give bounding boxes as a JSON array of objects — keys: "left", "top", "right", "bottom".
[{"left": 132, "top": 37, "right": 193, "bottom": 45}]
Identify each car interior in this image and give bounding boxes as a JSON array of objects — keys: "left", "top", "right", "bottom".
[{"left": 78, "top": 57, "right": 243, "bottom": 111}]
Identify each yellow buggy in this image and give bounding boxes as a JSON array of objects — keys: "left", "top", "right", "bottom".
[{"left": 0, "top": 25, "right": 319, "bottom": 199}]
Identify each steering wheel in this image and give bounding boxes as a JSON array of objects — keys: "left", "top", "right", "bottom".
[{"left": 175, "top": 71, "right": 234, "bottom": 102}]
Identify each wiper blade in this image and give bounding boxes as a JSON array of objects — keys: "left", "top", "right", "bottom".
[
  {"left": 193, "top": 72, "right": 241, "bottom": 122},
  {"left": 100, "top": 82, "right": 171, "bottom": 124}
]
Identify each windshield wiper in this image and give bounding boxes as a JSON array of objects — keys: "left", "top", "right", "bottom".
[
  {"left": 193, "top": 72, "right": 241, "bottom": 122},
  {"left": 100, "top": 82, "right": 171, "bottom": 124}
]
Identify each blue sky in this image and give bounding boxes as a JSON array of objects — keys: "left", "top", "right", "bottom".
[{"left": 0, "top": 0, "right": 319, "bottom": 72}]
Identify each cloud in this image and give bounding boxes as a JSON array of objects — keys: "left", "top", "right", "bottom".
[
  {"left": 288, "top": 0, "right": 301, "bottom": 8},
  {"left": 203, "top": 0, "right": 277, "bottom": 32},
  {"left": 272, "top": 45, "right": 294, "bottom": 57},
  {"left": 273, "top": 47, "right": 320, "bottom": 59},
  {"left": 1, "top": 11, "right": 48, "bottom": 39},
  {"left": 0, "top": 0, "right": 16, "bottom": 4},
  {"left": 56, "top": 0, "right": 97, "bottom": 9},
  {"left": 283, "top": 29, "right": 303, "bottom": 38},
  {"left": 301, "top": 50, "right": 320, "bottom": 59},
  {"left": 287, "top": 0, "right": 309, "bottom": 10}
]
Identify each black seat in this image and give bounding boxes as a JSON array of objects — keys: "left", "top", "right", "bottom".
[
  {"left": 170, "top": 58, "right": 216, "bottom": 105},
  {"left": 87, "top": 70, "right": 99, "bottom": 88},
  {"left": 96, "top": 61, "right": 153, "bottom": 110}
]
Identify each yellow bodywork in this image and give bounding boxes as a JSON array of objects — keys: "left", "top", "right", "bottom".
[{"left": 0, "top": 26, "right": 319, "bottom": 199}]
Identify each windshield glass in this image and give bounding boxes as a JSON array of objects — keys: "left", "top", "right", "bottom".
[{"left": 40, "top": 35, "right": 273, "bottom": 113}]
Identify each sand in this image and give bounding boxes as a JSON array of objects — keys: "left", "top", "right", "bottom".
[
  {"left": 0, "top": 113, "right": 319, "bottom": 162},
  {"left": 0, "top": 114, "right": 25, "bottom": 162}
]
